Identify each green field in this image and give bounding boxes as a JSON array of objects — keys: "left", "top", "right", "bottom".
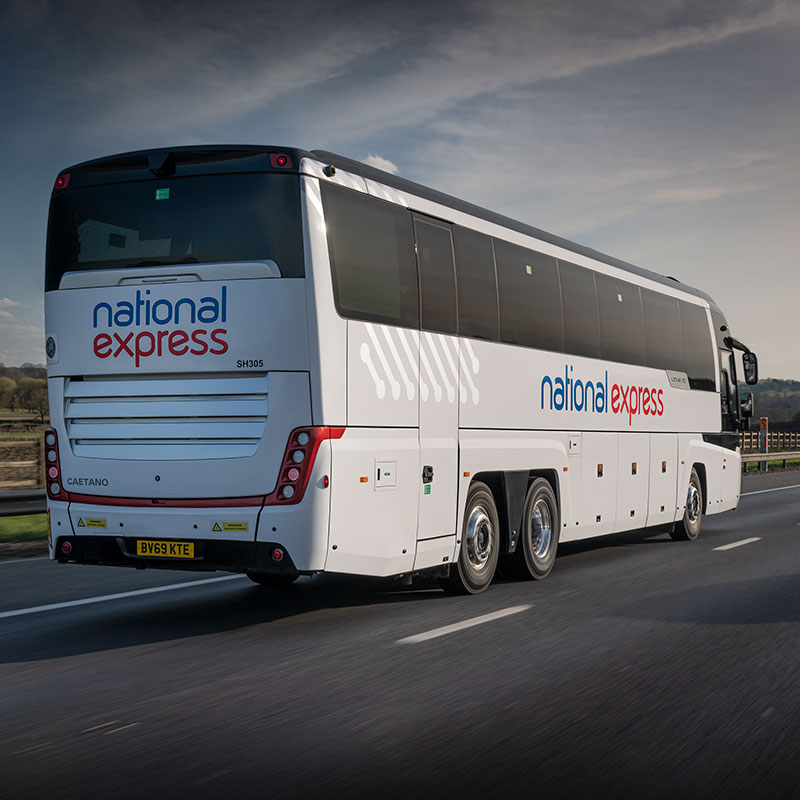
[{"left": 0, "top": 514, "right": 48, "bottom": 542}]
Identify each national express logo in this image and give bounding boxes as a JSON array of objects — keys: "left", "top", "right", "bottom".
[
  {"left": 91, "top": 286, "right": 229, "bottom": 367},
  {"left": 541, "top": 365, "right": 664, "bottom": 425}
]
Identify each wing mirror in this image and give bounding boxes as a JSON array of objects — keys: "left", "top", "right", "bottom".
[{"left": 742, "top": 352, "right": 758, "bottom": 385}]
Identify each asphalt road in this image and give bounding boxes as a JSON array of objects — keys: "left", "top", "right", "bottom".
[{"left": 2, "top": 471, "right": 800, "bottom": 799}]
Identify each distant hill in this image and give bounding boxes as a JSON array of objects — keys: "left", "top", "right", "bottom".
[{"left": 748, "top": 378, "right": 800, "bottom": 429}]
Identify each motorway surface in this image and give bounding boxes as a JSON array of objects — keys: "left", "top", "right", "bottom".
[{"left": 2, "top": 471, "right": 800, "bottom": 799}]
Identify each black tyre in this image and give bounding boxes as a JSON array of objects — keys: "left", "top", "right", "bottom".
[
  {"left": 246, "top": 571, "right": 299, "bottom": 587},
  {"left": 504, "top": 478, "right": 559, "bottom": 580},
  {"left": 671, "top": 468, "right": 703, "bottom": 541},
  {"left": 440, "top": 481, "right": 500, "bottom": 594}
]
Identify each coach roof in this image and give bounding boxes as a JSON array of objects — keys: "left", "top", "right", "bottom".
[{"left": 57, "top": 143, "right": 720, "bottom": 313}]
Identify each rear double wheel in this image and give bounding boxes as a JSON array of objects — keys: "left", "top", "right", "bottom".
[
  {"left": 440, "top": 481, "right": 499, "bottom": 594},
  {"left": 503, "top": 478, "right": 560, "bottom": 580}
]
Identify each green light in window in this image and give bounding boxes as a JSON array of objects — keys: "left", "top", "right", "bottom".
[
  {"left": 525, "top": 264, "right": 533, "bottom": 275},
  {"left": 155, "top": 188, "right": 170, "bottom": 200},
  {"left": 617, "top": 293, "right": 623, "bottom": 302}
]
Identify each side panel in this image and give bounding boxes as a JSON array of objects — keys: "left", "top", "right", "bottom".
[
  {"left": 417, "top": 332, "right": 459, "bottom": 541},
  {"left": 347, "top": 321, "right": 419, "bottom": 428},
  {"left": 647, "top": 433, "right": 679, "bottom": 526},
  {"left": 615, "top": 433, "right": 650, "bottom": 532},
  {"left": 327, "top": 429, "right": 417, "bottom": 576},
  {"left": 577, "top": 433, "right": 618, "bottom": 538},
  {"left": 719, "top": 449, "right": 741, "bottom": 513}
]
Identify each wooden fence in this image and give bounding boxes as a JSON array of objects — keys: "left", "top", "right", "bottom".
[
  {"left": 739, "top": 431, "right": 800, "bottom": 454},
  {"left": 0, "top": 439, "right": 44, "bottom": 491}
]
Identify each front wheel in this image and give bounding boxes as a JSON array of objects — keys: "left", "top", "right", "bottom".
[
  {"left": 671, "top": 468, "right": 703, "bottom": 541},
  {"left": 440, "top": 481, "right": 499, "bottom": 594}
]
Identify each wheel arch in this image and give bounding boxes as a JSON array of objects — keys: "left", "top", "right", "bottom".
[{"left": 691, "top": 461, "right": 708, "bottom": 514}]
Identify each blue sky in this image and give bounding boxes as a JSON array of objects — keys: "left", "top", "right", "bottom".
[{"left": 1, "top": 0, "right": 798, "bottom": 377}]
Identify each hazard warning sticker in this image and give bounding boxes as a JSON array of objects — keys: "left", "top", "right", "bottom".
[
  {"left": 77, "top": 517, "right": 107, "bottom": 529},
  {"left": 211, "top": 521, "right": 249, "bottom": 533}
]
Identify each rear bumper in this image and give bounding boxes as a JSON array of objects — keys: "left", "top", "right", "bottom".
[
  {"left": 47, "top": 437, "right": 332, "bottom": 572},
  {"left": 52, "top": 534, "right": 299, "bottom": 574}
]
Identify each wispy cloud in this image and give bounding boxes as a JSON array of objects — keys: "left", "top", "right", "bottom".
[
  {"left": 0, "top": 298, "right": 23, "bottom": 307},
  {"left": 363, "top": 154, "right": 399, "bottom": 174}
]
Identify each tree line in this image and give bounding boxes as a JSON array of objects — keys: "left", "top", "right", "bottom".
[{"left": 0, "top": 363, "right": 48, "bottom": 422}]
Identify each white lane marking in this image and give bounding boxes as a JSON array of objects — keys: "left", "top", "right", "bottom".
[
  {"left": 0, "top": 574, "right": 245, "bottom": 619},
  {"left": 714, "top": 537, "right": 761, "bottom": 551},
  {"left": 104, "top": 723, "right": 139, "bottom": 735},
  {"left": 397, "top": 604, "right": 531, "bottom": 644},
  {"left": 741, "top": 484, "right": 800, "bottom": 496},
  {"left": 82, "top": 720, "right": 120, "bottom": 734},
  {"left": 0, "top": 556, "right": 49, "bottom": 566}
]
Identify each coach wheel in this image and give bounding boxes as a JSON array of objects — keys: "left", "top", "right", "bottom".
[
  {"left": 246, "top": 571, "right": 299, "bottom": 587},
  {"left": 440, "top": 481, "right": 499, "bottom": 594},
  {"left": 671, "top": 468, "right": 703, "bottom": 541},
  {"left": 506, "top": 478, "right": 560, "bottom": 580}
]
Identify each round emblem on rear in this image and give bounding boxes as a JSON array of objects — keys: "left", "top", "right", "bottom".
[{"left": 46, "top": 336, "right": 56, "bottom": 359}]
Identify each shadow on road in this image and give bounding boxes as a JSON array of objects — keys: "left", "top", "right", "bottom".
[
  {"left": 613, "top": 574, "right": 800, "bottom": 626},
  {"left": 0, "top": 572, "right": 449, "bottom": 664}
]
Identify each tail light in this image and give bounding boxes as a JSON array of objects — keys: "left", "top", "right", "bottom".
[
  {"left": 54, "top": 172, "right": 71, "bottom": 190},
  {"left": 44, "top": 428, "right": 69, "bottom": 501},
  {"left": 265, "top": 427, "right": 344, "bottom": 505}
]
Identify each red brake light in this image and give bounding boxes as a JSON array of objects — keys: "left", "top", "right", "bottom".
[
  {"left": 266, "top": 427, "right": 344, "bottom": 505},
  {"left": 54, "top": 173, "right": 71, "bottom": 190},
  {"left": 44, "top": 428, "right": 69, "bottom": 501},
  {"left": 269, "top": 153, "right": 292, "bottom": 169}
]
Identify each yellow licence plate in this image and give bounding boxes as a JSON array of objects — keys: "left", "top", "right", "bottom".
[{"left": 136, "top": 540, "right": 195, "bottom": 558}]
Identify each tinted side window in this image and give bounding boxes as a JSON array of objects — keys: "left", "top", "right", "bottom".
[
  {"left": 453, "top": 227, "right": 498, "bottom": 341},
  {"left": 559, "top": 260, "right": 600, "bottom": 359},
  {"left": 641, "top": 289, "right": 684, "bottom": 371},
  {"left": 414, "top": 216, "right": 457, "bottom": 335},
  {"left": 680, "top": 301, "right": 716, "bottom": 391},
  {"left": 596, "top": 274, "right": 645, "bottom": 365},
  {"left": 494, "top": 238, "right": 563, "bottom": 351},
  {"left": 322, "top": 184, "right": 418, "bottom": 327}
]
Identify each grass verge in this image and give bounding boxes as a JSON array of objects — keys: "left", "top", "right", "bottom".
[{"left": 0, "top": 513, "right": 48, "bottom": 542}]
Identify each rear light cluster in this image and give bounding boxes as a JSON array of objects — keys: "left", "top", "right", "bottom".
[
  {"left": 44, "top": 428, "right": 69, "bottom": 501},
  {"left": 267, "top": 427, "right": 344, "bottom": 505},
  {"left": 54, "top": 172, "right": 70, "bottom": 190}
]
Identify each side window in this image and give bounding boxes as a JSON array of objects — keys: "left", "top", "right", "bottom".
[
  {"left": 559, "top": 260, "right": 600, "bottom": 359},
  {"left": 414, "top": 216, "right": 457, "bottom": 335},
  {"left": 596, "top": 274, "right": 646, "bottom": 365},
  {"left": 494, "top": 238, "right": 563, "bottom": 351},
  {"left": 453, "top": 226, "right": 498, "bottom": 341},
  {"left": 321, "top": 183, "right": 418, "bottom": 327},
  {"left": 641, "top": 289, "right": 684, "bottom": 371},
  {"left": 680, "top": 301, "right": 716, "bottom": 391}
]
